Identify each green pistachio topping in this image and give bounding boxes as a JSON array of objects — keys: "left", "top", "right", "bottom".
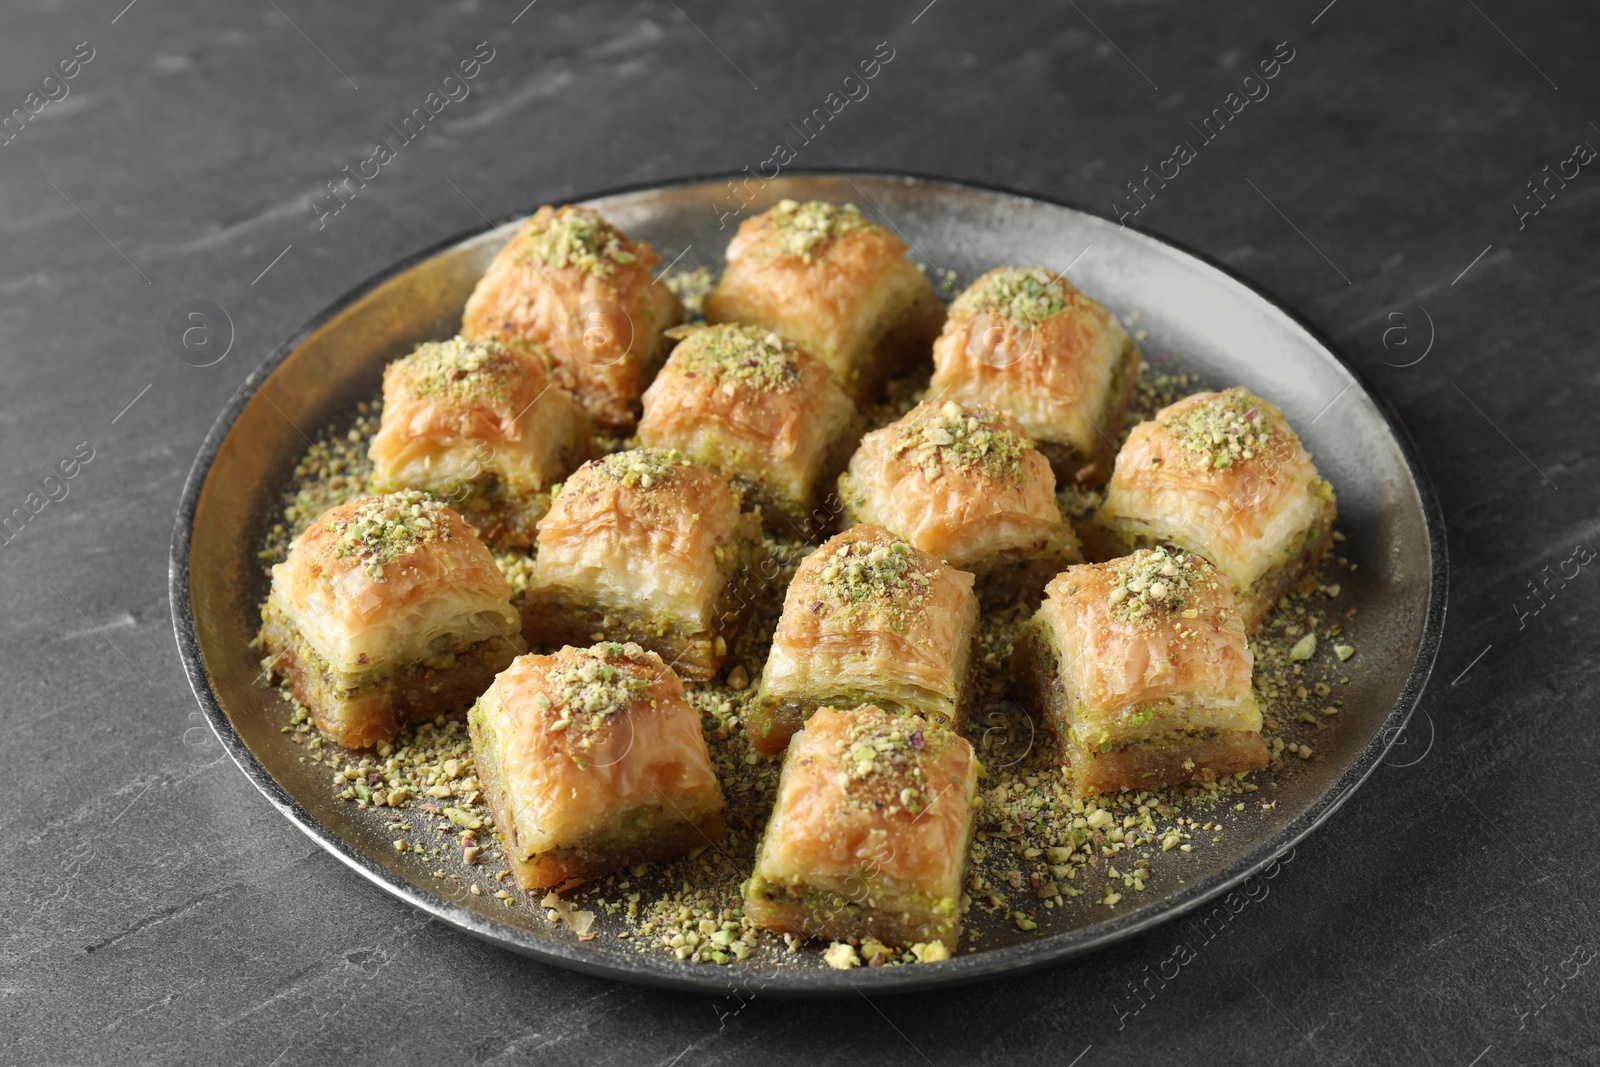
[
  {"left": 952, "top": 267, "right": 1071, "bottom": 326},
  {"left": 589, "top": 448, "right": 692, "bottom": 490},
  {"left": 761, "top": 199, "right": 876, "bottom": 261},
  {"left": 522, "top": 206, "right": 638, "bottom": 275},
  {"left": 674, "top": 324, "right": 802, "bottom": 392},
  {"left": 812, "top": 534, "right": 936, "bottom": 632},
  {"left": 1101, "top": 546, "right": 1217, "bottom": 626},
  {"left": 326, "top": 491, "right": 451, "bottom": 580},
  {"left": 397, "top": 336, "right": 535, "bottom": 405},
  {"left": 1160, "top": 389, "right": 1275, "bottom": 470},
  {"left": 542, "top": 642, "right": 655, "bottom": 751},
  {"left": 898, "top": 400, "right": 1029, "bottom": 482},
  {"left": 836, "top": 713, "right": 940, "bottom": 815}
]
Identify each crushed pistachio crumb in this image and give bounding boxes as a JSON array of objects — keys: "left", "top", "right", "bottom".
[
  {"left": 952, "top": 267, "right": 1072, "bottom": 326},
  {"left": 539, "top": 643, "right": 656, "bottom": 754},
  {"left": 896, "top": 401, "right": 1029, "bottom": 482},
  {"left": 325, "top": 491, "right": 451, "bottom": 580},
  {"left": 822, "top": 941, "right": 861, "bottom": 969},
  {"left": 588, "top": 448, "right": 692, "bottom": 490},
  {"left": 813, "top": 533, "right": 936, "bottom": 632},
  {"left": 1100, "top": 547, "right": 1216, "bottom": 627},
  {"left": 1161, "top": 388, "right": 1276, "bottom": 470},
  {"left": 760, "top": 199, "right": 876, "bottom": 262},
  {"left": 394, "top": 336, "right": 541, "bottom": 406},
  {"left": 836, "top": 713, "right": 940, "bottom": 816},
  {"left": 672, "top": 324, "right": 803, "bottom": 393},
  {"left": 664, "top": 265, "right": 713, "bottom": 317},
  {"left": 521, "top": 205, "right": 638, "bottom": 276}
]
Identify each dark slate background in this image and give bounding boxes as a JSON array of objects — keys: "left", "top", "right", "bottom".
[{"left": 2, "top": 1, "right": 1595, "bottom": 1064}]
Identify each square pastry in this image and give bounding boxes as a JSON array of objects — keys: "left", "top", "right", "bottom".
[
  {"left": 703, "top": 200, "right": 945, "bottom": 404},
  {"left": 469, "top": 642, "right": 725, "bottom": 889},
  {"left": 637, "top": 323, "right": 861, "bottom": 537},
  {"left": 1017, "top": 547, "right": 1267, "bottom": 797},
  {"left": 744, "top": 705, "right": 977, "bottom": 951},
  {"left": 519, "top": 449, "right": 766, "bottom": 680},
  {"left": 838, "top": 399, "right": 1080, "bottom": 605},
  {"left": 368, "top": 336, "right": 593, "bottom": 548},
  {"left": 257, "top": 492, "right": 526, "bottom": 748},
  {"left": 461, "top": 204, "right": 684, "bottom": 430},
  {"left": 928, "top": 267, "right": 1142, "bottom": 486},
  {"left": 1080, "top": 388, "right": 1337, "bottom": 630},
  {"left": 748, "top": 524, "right": 979, "bottom": 755}
]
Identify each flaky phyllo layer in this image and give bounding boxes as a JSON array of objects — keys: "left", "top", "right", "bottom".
[
  {"left": 267, "top": 492, "right": 519, "bottom": 689},
  {"left": 526, "top": 449, "right": 759, "bottom": 633},
  {"left": 1024, "top": 547, "right": 1265, "bottom": 794},
  {"left": 369, "top": 336, "right": 591, "bottom": 497},
  {"left": 461, "top": 204, "right": 684, "bottom": 431},
  {"left": 753, "top": 525, "right": 979, "bottom": 753},
  {"left": 639, "top": 323, "right": 860, "bottom": 530},
  {"left": 468, "top": 643, "right": 722, "bottom": 870},
  {"left": 704, "top": 199, "right": 945, "bottom": 403},
  {"left": 745, "top": 706, "right": 977, "bottom": 948},
  {"left": 1088, "top": 388, "right": 1335, "bottom": 590},
  {"left": 839, "top": 399, "right": 1077, "bottom": 572},
  {"left": 929, "top": 267, "right": 1141, "bottom": 464}
]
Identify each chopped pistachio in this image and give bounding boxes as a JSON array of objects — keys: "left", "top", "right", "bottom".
[
  {"left": 953, "top": 267, "right": 1073, "bottom": 326},
  {"left": 823, "top": 941, "right": 861, "bottom": 970},
  {"left": 760, "top": 199, "right": 877, "bottom": 262},
  {"left": 670, "top": 323, "right": 804, "bottom": 392},
  {"left": 518, "top": 205, "right": 639, "bottom": 276}
]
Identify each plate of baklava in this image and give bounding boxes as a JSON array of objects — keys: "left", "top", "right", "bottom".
[{"left": 171, "top": 172, "right": 1445, "bottom": 993}]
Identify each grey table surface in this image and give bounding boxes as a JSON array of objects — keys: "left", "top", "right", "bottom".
[{"left": 2, "top": 1, "right": 1596, "bottom": 1064}]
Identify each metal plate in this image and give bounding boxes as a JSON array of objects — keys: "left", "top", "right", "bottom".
[{"left": 169, "top": 172, "right": 1446, "bottom": 996}]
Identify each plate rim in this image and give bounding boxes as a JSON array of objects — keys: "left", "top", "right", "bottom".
[{"left": 168, "top": 168, "right": 1449, "bottom": 997}]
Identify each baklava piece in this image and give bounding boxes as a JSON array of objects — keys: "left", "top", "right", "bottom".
[
  {"left": 469, "top": 642, "right": 725, "bottom": 889},
  {"left": 460, "top": 204, "right": 684, "bottom": 430},
  {"left": 703, "top": 200, "right": 945, "bottom": 404},
  {"left": 744, "top": 705, "right": 976, "bottom": 951},
  {"left": 838, "top": 399, "right": 1080, "bottom": 604},
  {"left": 367, "top": 336, "right": 593, "bottom": 548},
  {"left": 519, "top": 449, "right": 765, "bottom": 680},
  {"left": 748, "top": 525, "right": 978, "bottom": 756},
  {"left": 637, "top": 323, "right": 861, "bottom": 537},
  {"left": 1017, "top": 547, "right": 1266, "bottom": 797},
  {"left": 928, "top": 267, "right": 1142, "bottom": 486},
  {"left": 1080, "top": 388, "right": 1337, "bottom": 630},
  {"left": 257, "top": 492, "right": 526, "bottom": 749}
]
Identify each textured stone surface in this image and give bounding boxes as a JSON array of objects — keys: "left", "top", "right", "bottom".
[{"left": 2, "top": 1, "right": 1596, "bottom": 1063}]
